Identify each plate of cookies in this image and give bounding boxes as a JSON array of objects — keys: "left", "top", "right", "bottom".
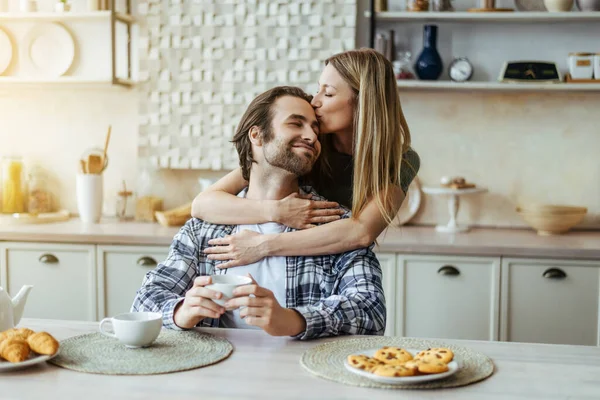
[
  {"left": 345, "top": 346, "right": 458, "bottom": 384},
  {"left": 0, "top": 327, "right": 60, "bottom": 371}
]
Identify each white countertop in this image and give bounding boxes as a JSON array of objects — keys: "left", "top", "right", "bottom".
[
  {"left": 5, "top": 318, "right": 600, "bottom": 400},
  {"left": 1, "top": 218, "right": 599, "bottom": 259}
]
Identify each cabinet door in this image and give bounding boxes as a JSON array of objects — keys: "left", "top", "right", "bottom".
[
  {"left": 397, "top": 254, "right": 500, "bottom": 341},
  {"left": 375, "top": 252, "right": 396, "bottom": 336},
  {"left": 97, "top": 245, "right": 170, "bottom": 318},
  {"left": 0, "top": 242, "right": 96, "bottom": 321},
  {"left": 500, "top": 258, "right": 600, "bottom": 346}
]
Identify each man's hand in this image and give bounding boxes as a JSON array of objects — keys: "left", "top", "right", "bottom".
[
  {"left": 224, "top": 274, "right": 306, "bottom": 337},
  {"left": 173, "top": 276, "right": 226, "bottom": 329}
]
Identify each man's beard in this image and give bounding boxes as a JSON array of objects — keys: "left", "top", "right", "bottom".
[{"left": 262, "top": 137, "right": 314, "bottom": 177}]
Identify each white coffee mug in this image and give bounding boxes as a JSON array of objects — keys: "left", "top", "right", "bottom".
[
  {"left": 205, "top": 275, "right": 252, "bottom": 306},
  {"left": 76, "top": 173, "right": 103, "bottom": 223},
  {"left": 99, "top": 312, "right": 162, "bottom": 348}
]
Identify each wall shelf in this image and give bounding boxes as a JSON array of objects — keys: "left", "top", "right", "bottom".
[
  {"left": 396, "top": 80, "right": 600, "bottom": 91},
  {"left": 366, "top": 11, "right": 600, "bottom": 23},
  {"left": 0, "top": 11, "right": 112, "bottom": 21}
]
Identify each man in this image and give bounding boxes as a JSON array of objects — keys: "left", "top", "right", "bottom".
[{"left": 132, "top": 86, "right": 385, "bottom": 340}]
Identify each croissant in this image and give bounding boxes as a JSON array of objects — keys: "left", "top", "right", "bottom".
[
  {"left": 27, "top": 332, "right": 59, "bottom": 356},
  {"left": 0, "top": 327, "right": 34, "bottom": 341},
  {"left": 15, "top": 328, "right": 35, "bottom": 339},
  {"left": 0, "top": 338, "right": 30, "bottom": 363}
]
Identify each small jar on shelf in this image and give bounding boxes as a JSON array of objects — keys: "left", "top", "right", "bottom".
[
  {"left": 2, "top": 156, "right": 26, "bottom": 214},
  {"left": 27, "top": 167, "right": 53, "bottom": 215},
  {"left": 393, "top": 52, "right": 416, "bottom": 80},
  {"left": 407, "top": 0, "right": 430, "bottom": 11}
]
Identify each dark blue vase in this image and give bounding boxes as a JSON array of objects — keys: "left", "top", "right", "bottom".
[{"left": 415, "top": 25, "right": 443, "bottom": 81}]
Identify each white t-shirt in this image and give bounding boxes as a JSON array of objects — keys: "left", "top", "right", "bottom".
[{"left": 220, "top": 221, "right": 287, "bottom": 329}]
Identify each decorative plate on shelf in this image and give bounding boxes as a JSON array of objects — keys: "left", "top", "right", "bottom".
[
  {"left": 0, "top": 27, "right": 14, "bottom": 76},
  {"left": 394, "top": 177, "right": 422, "bottom": 226},
  {"left": 21, "top": 22, "right": 75, "bottom": 78}
]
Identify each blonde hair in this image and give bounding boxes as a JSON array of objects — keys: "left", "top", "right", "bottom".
[{"left": 323, "top": 48, "right": 413, "bottom": 224}]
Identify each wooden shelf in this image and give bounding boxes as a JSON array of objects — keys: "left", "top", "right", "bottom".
[
  {"left": 0, "top": 77, "right": 137, "bottom": 87},
  {"left": 0, "top": 11, "right": 112, "bottom": 21},
  {"left": 396, "top": 80, "right": 600, "bottom": 91},
  {"left": 366, "top": 11, "right": 600, "bottom": 22}
]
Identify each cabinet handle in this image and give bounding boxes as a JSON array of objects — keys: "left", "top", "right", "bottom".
[
  {"left": 542, "top": 268, "right": 567, "bottom": 280},
  {"left": 38, "top": 254, "right": 59, "bottom": 264},
  {"left": 437, "top": 265, "right": 460, "bottom": 276},
  {"left": 137, "top": 256, "right": 158, "bottom": 267}
]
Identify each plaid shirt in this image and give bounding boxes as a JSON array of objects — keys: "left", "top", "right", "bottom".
[{"left": 132, "top": 186, "right": 386, "bottom": 340}]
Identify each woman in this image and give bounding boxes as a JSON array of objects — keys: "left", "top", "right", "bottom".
[{"left": 192, "top": 48, "right": 420, "bottom": 268}]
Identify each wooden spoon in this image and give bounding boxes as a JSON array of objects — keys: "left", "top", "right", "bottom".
[
  {"left": 87, "top": 154, "right": 103, "bottom": 174},
  {"left": 101, "top": 125, "right": 112, "bottom": 172}
]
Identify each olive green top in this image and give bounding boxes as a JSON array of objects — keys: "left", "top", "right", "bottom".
[{"left": 311, "top": 147, "right": 420, "bottom": 209}]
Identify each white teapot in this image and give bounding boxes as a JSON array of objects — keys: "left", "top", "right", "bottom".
[{"left": 0, "top": 285, "right": 33, "bottom": 332}]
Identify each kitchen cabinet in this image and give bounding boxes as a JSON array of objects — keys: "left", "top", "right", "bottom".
[
  {"left": 500, "top": 257, "right": 600, "bottom": 346},
  {"left": 395, "top": 254, "right": 501, "bottom": 341},
  {"left": 375, "top": 252, "right": 396, "bottom": 336},
  {"left": 0, "top": 242, "right": 96, "bottom": 321},
  {"left": 97, "top": 245, "right": 169, "bottom": 318}
]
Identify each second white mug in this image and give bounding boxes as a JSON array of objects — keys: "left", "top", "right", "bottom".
[{"left": 99, "top": 312, "right": 162, "bottom": 348}]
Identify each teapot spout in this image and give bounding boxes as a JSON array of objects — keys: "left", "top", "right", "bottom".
[{"left": 11, "top": 285, "right": 33, "bottom": 326}]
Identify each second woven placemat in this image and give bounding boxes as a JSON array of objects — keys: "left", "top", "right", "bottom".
[
  {"left": 301, "top": 336, "right": 494, "bottom": 390},
  {"left": 50, "top": 329, "right": 233, "bottom": 375}
]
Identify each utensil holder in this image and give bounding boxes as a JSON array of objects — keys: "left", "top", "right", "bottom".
[{"left": 76, "top": 174, "right": 103, "bottom": 223}]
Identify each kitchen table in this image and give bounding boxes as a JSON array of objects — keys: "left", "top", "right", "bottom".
[{"left": 3, "top": 318, "right": 600, "bottom": 400}]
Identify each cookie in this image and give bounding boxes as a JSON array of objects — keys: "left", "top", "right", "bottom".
[
  {"left": 373, "top": 346, "right": 413, "bottom": 365},
  {"left": 416, "top": 359, "right": 449, "bottom": 374},
  {"left": 347, "top": 355, "right": 383, "bottom": 372},
  {"left": 372, "top": 364, "right": 415, "bottom": 377},
  {"left": 416, "top": 347, "right": 454, "bottom": 364}
]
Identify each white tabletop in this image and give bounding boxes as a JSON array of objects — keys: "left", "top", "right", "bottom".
[{"left": 4, "top": 318, "right": 600, "bottom": 400}]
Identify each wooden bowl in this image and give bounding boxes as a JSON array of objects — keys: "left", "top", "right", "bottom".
[
  {"left": 516, "top": 210, "right": 586, "bottom": 236},
  {"left": 517, "top": 204, "right": 588, "bottom": 215}
]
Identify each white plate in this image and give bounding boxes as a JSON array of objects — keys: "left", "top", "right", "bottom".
[
  {"left": 21, "top": 22, "right": 75, "bottom": 77},
  {"left": 0, "top": 27, "right": 13, "bottom": 75},
  {"left": 344, "top": 348, "right": 459, "bottom": 385},
  {"left": 395, "top": 177, "right": 422, "bottom": 226},
  {"left": 0, "top": 349, "right": 59, "bottom": 372}
]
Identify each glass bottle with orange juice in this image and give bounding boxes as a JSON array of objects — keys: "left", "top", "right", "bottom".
[{"left": 2, "top": 156, "right": 26, "bottom": 213}]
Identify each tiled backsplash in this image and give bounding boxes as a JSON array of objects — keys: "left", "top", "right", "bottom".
[{"left": 138, "top": 0, "right": 356, "bottom": 170}]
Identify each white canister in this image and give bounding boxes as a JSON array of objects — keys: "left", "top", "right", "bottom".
[
  {"left": 594, "top": 54, "right": 600, "bottom": 80},
  {"left": 76, "top": 173, "right": 103, "bottom": 223},
  {"left": 568, "top": 53, "right": 594, "bottom": 80}
]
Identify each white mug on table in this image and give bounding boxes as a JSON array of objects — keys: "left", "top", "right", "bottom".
[{"left": 99, "top": 312, "right": 163, "bottom": 348}]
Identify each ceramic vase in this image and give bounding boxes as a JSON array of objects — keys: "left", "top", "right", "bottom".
[{"left": 415, "top": 25, "right": 443, "bottom": 81}]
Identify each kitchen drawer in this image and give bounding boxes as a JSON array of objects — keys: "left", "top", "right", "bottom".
[
  {"left": 397, "top": 254, "right": 501, "bottom": 341},
  {"left": 500, "top": 257, "right": 600, "bottom": 346},
  {"left": 375, "top": 252, "right": 396, "bottom": 336},
  {"left": 97, "top": 245, "right": 170, "bottom": 318},
  {"left": 0, "top": 242, "right": 96, "bottom": 321}
]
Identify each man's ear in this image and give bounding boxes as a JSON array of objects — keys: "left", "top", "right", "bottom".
[{"left": 249, "top": 126, "right": 263, "bottom": 146}]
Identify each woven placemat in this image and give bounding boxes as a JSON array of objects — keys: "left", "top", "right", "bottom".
[
  {"left": 49, "top": 330, "right": 233, "bottom": 375},
  {"left": 301, "top": 337, "right": 494, "bottom": 390}
]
